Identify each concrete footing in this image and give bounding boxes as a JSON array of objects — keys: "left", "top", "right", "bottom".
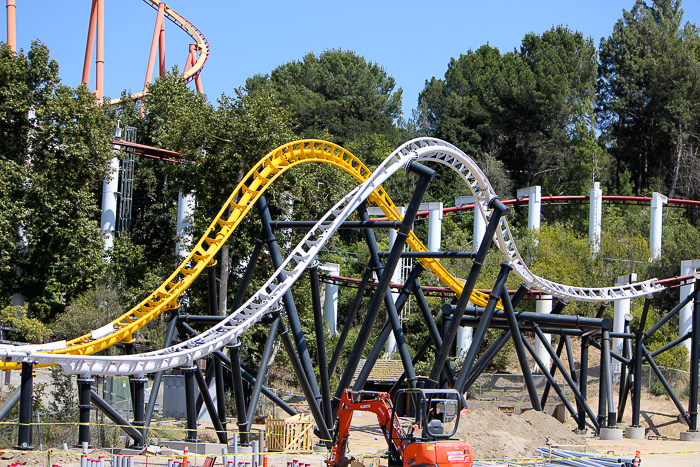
[
  {"left": 624, "top": 426, "right": 645, "bottom": 439},
  {"left": 680, "top": 431, "right": 700, "bottom": 441},
  {"left": 599, "top": 427, "right": 623, "bottom": 441}
]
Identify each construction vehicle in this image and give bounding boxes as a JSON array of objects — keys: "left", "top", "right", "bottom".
[{"left": 328, "top": 388, "right": 473, "bottom": 467}]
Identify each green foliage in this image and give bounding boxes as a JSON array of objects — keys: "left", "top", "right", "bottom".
[
  {"left": 0, "top": 305, "right": 52, "bottom": 342},
  {"left": 419, "top": 26, "right": 600, "bottom": 197},
  {"left": 598, "top": 0, "right": 700, "bottom": 198},
  {"left": 247, "top": 49, "right": 403, "bottom": 147},
  {"left": 0, "top": 41, "right": 114, "bottom": 318}
]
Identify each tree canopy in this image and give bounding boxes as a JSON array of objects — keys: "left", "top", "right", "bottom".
[
  {"left": 419, "top": 26, "right": 602, "bottom": 198},
  {"left": 246, "top": 49, "right": 404, "bottom": 148},
  {"left": 0, "top": 42, "right": 114, "bottom": 320}
]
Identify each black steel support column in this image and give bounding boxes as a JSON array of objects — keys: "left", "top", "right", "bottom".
[
  {"left": 277, "top": 315, "right": 332, "bottom": 447},
  {"left": 499, "top": 281, "right": 541, "bottom": 410},
  {"left": 131, "top": 377, "right": 147, "bottom": 447},
  {"left": 577, "top": 336, "right": 590, "bottom": 432},
  {"left": 90, "top": 390, "right": 143, "bottom": 445},
  {"left": 15, "top": 362, "right": 33, "bottom": 450},
  {"left": 206, "top": 260, "right": 229, "bottom": 437},
  {"left": 531, "top": 324, "right": 600, "bottom": 432},
  {"left": 207, "top": 261, "right": 220, "bottom": 315},
  {"left": 182, "top": 367, "right": 199, "bottom": 442},
  {"left": 214, "top": 356, "right": 228, "bottom": 438},
  {"left": 352, "top": 263, "right": 426, "bottom": 393},
  {"left": 144, "top": 308, "right": 180, "bottom": 440},
  {"left": 413, "top": 277, "right": 456, "bottom": 385},
  {"left": 334, "top": 162, "right": 435, "bottom": 403},
  {"left": 231, "top": 231, "right": 265, "bottom": 311},
  {"left": 454, "top": 263, "right": 512, "bottom": 392},
  {"left": 643, "top": 343, "right": 691, "bottom": 424},
  {"left": 597, "top": 335, "right": 608, "bottom": 429},
  {"left": 309, "top": 265, "right": 333, "bottom": 427},
  {"left": 328, "top": 265, "right": 372, "bottom": 376},
  {"left": 631, "top": 298, "right": 651, "bottom": 427},
  {"left": 0, "top": 387, "right": 20, "bottom": 421},
  {"left": 193, "top": 364, "right": 228, "bottom": 444},
  {"left": 229, "top": 344, "right": 249, "bottom": 444},
  {"left": 522, "top": 335, "right": 579, "bottom": 424},
  {"left": 257, "top": 195, "right": 321, "bottom": 400},
  {"left": 356, "top": 202, "right": 426, "bottom": 390},
  {"left": 601, "top": 330, "right": 616, "bottom": 427},
  {"left": 689, "top": 280, "right": 700, "bottom": 432},
  {"left": 429, "top": 198, "right": 508, "bottom": 386},
  {"left": 77, "top": 378, "right": 93, "bottom": 447},
  {"left": 540, "top": 339, "right": 566, "bottom": 408},
  {"left": 247, "top": 317, "right": 281, "bottom": 429},
  {"left": 617, "top": 319, "right": 633, "bottom": 423},
  {"left": 195, "top": 359, "right": 215, "bottom": 417}
]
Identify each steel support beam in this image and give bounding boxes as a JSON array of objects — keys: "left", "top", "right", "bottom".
[
  {"left": 77, "top": 378, "right": 93, "bottom": 447},
  {"left": 334, "top": 162, "right": 435, "bottom": 403},
  {"left": 430, "top": 198, "right": 508, "bottom": 386},
  {"left": 15, "top": 362, "right": 33, "bottom": 450},
  {"left": 309, "top": 265, "right": 334, "bottom": 427},
  {"left": 258, "top": 195, "right": 320, "bottom": 400}
]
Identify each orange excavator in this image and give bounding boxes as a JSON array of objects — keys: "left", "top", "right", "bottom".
[{"left": 327, "top": 388, "right": 473, "bottom": 467}]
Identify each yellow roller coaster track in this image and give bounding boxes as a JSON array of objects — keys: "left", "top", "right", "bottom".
[{"left": 0, "top": 140, "right": 490, "bottom": 370}]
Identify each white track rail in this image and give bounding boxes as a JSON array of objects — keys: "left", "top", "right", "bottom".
[{"left": 0, "top": 139, "right": 662, "bottom": 376}]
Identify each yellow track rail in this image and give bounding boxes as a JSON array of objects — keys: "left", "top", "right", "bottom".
[{"left": 0, "top": 140, "right": 489, "bottom": 370}]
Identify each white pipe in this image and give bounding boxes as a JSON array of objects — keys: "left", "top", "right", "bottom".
[
  {"left": 420, "top": 202, "right": 443, "bottom": 252},
  {"left": 321, "top": 263, "right": 340, "bottom": 335},
  {"left": 680, "top": 260, "right": 700, "bottom": 356},
  {"left": 650, "top": 192, "right": 667, "bottom": 259},
  {"left": 456, "top": 326, "right": 472, "bottom": 358},
  {"left": 516, "top": 186, "right": 542, "bottom": 231},
  {"left": 588, "top": 182, "right": 602, "bottom": 255},
  {"left": 613, "top": 274, "right": 636, "bottom": 372},
  {"left": 535, "top": 295, "right": 552, "bottom": 371},
  {"left": 176, "top": 191, "right": 195, "bottom": 258},
  {"left": 455, "top": 195, "right": 485, "bottom": 252},
  {"left": 101, "top": 127, "right": 122, "bottom": 252}
]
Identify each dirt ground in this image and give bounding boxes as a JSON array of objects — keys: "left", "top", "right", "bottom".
[
  {"left": 2, "top": 407, "right": 700, "bottom": 467},
  {"left": 2, "top": 373, "right": 699, "bottom": 466}
]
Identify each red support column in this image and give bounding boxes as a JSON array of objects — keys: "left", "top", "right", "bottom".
[
  {"left": 184, "top": 44, "right": 195, "bottom": 73},
  {"left": 158, "top": 13, "right": 165, "bottom": 76},
  {"left": 95, "top": 0, "right": 104, "bottom": 100},
  {"left": 6, "top": 0, "right": 16, "bottom": 53},
  {"left": 81, "top": 0, "right": 97, "bottom": 87},
  {"left": 143, "top": 2, "right": 166, "bottom": 92}
]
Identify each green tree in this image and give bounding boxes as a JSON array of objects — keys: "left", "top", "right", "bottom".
[
  {"left": 598, "top": 0, "right": 700, "bottom": 197},
  {"left": 419, "top": 26, "right": 601, "bottom": 198},
  {"left": 0, "top": 42, "right": 114, "bottom": 320},
  {"left": 246, "top": 49, "right": 403, "bottom": 147}
]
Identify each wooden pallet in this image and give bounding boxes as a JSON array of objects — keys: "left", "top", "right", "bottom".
[{"left": 266, "top": 413, "right": 314, "bottom": 452}]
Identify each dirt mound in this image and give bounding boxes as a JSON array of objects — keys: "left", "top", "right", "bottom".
[{"left": 457, "top": 407, "right": 588, "bottom": 460}]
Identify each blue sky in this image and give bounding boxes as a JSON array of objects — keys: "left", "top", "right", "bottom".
[{"left": 4, "top": 1, "right": 700, "bottom": 119}]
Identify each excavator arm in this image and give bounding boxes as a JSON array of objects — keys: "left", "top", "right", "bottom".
[{"left": 329, "top": 389, "right": 406, "bottom": 467}]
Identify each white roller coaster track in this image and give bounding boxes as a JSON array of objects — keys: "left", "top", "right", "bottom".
[{"left": 0, "top": 138, "right": 663, "bottom": 376}]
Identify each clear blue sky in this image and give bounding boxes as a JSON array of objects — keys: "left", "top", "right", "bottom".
[{"left": 4, "top": 1, "right": 700, "bottom": 119}]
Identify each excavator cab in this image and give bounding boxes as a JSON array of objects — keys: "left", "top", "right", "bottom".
[{"left": 392, "top": 389, "right": 461, "bottom": 442}]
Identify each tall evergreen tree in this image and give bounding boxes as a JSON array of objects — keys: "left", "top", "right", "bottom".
[
  {"left": 246, "top": 49, "right": 403, "bottom": 148},
  {"left": 419, "top": 26, "right": 602, "bottom": 198},
  {"left": 598, "top": 0, "right": 700, "bottom": 198}
]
